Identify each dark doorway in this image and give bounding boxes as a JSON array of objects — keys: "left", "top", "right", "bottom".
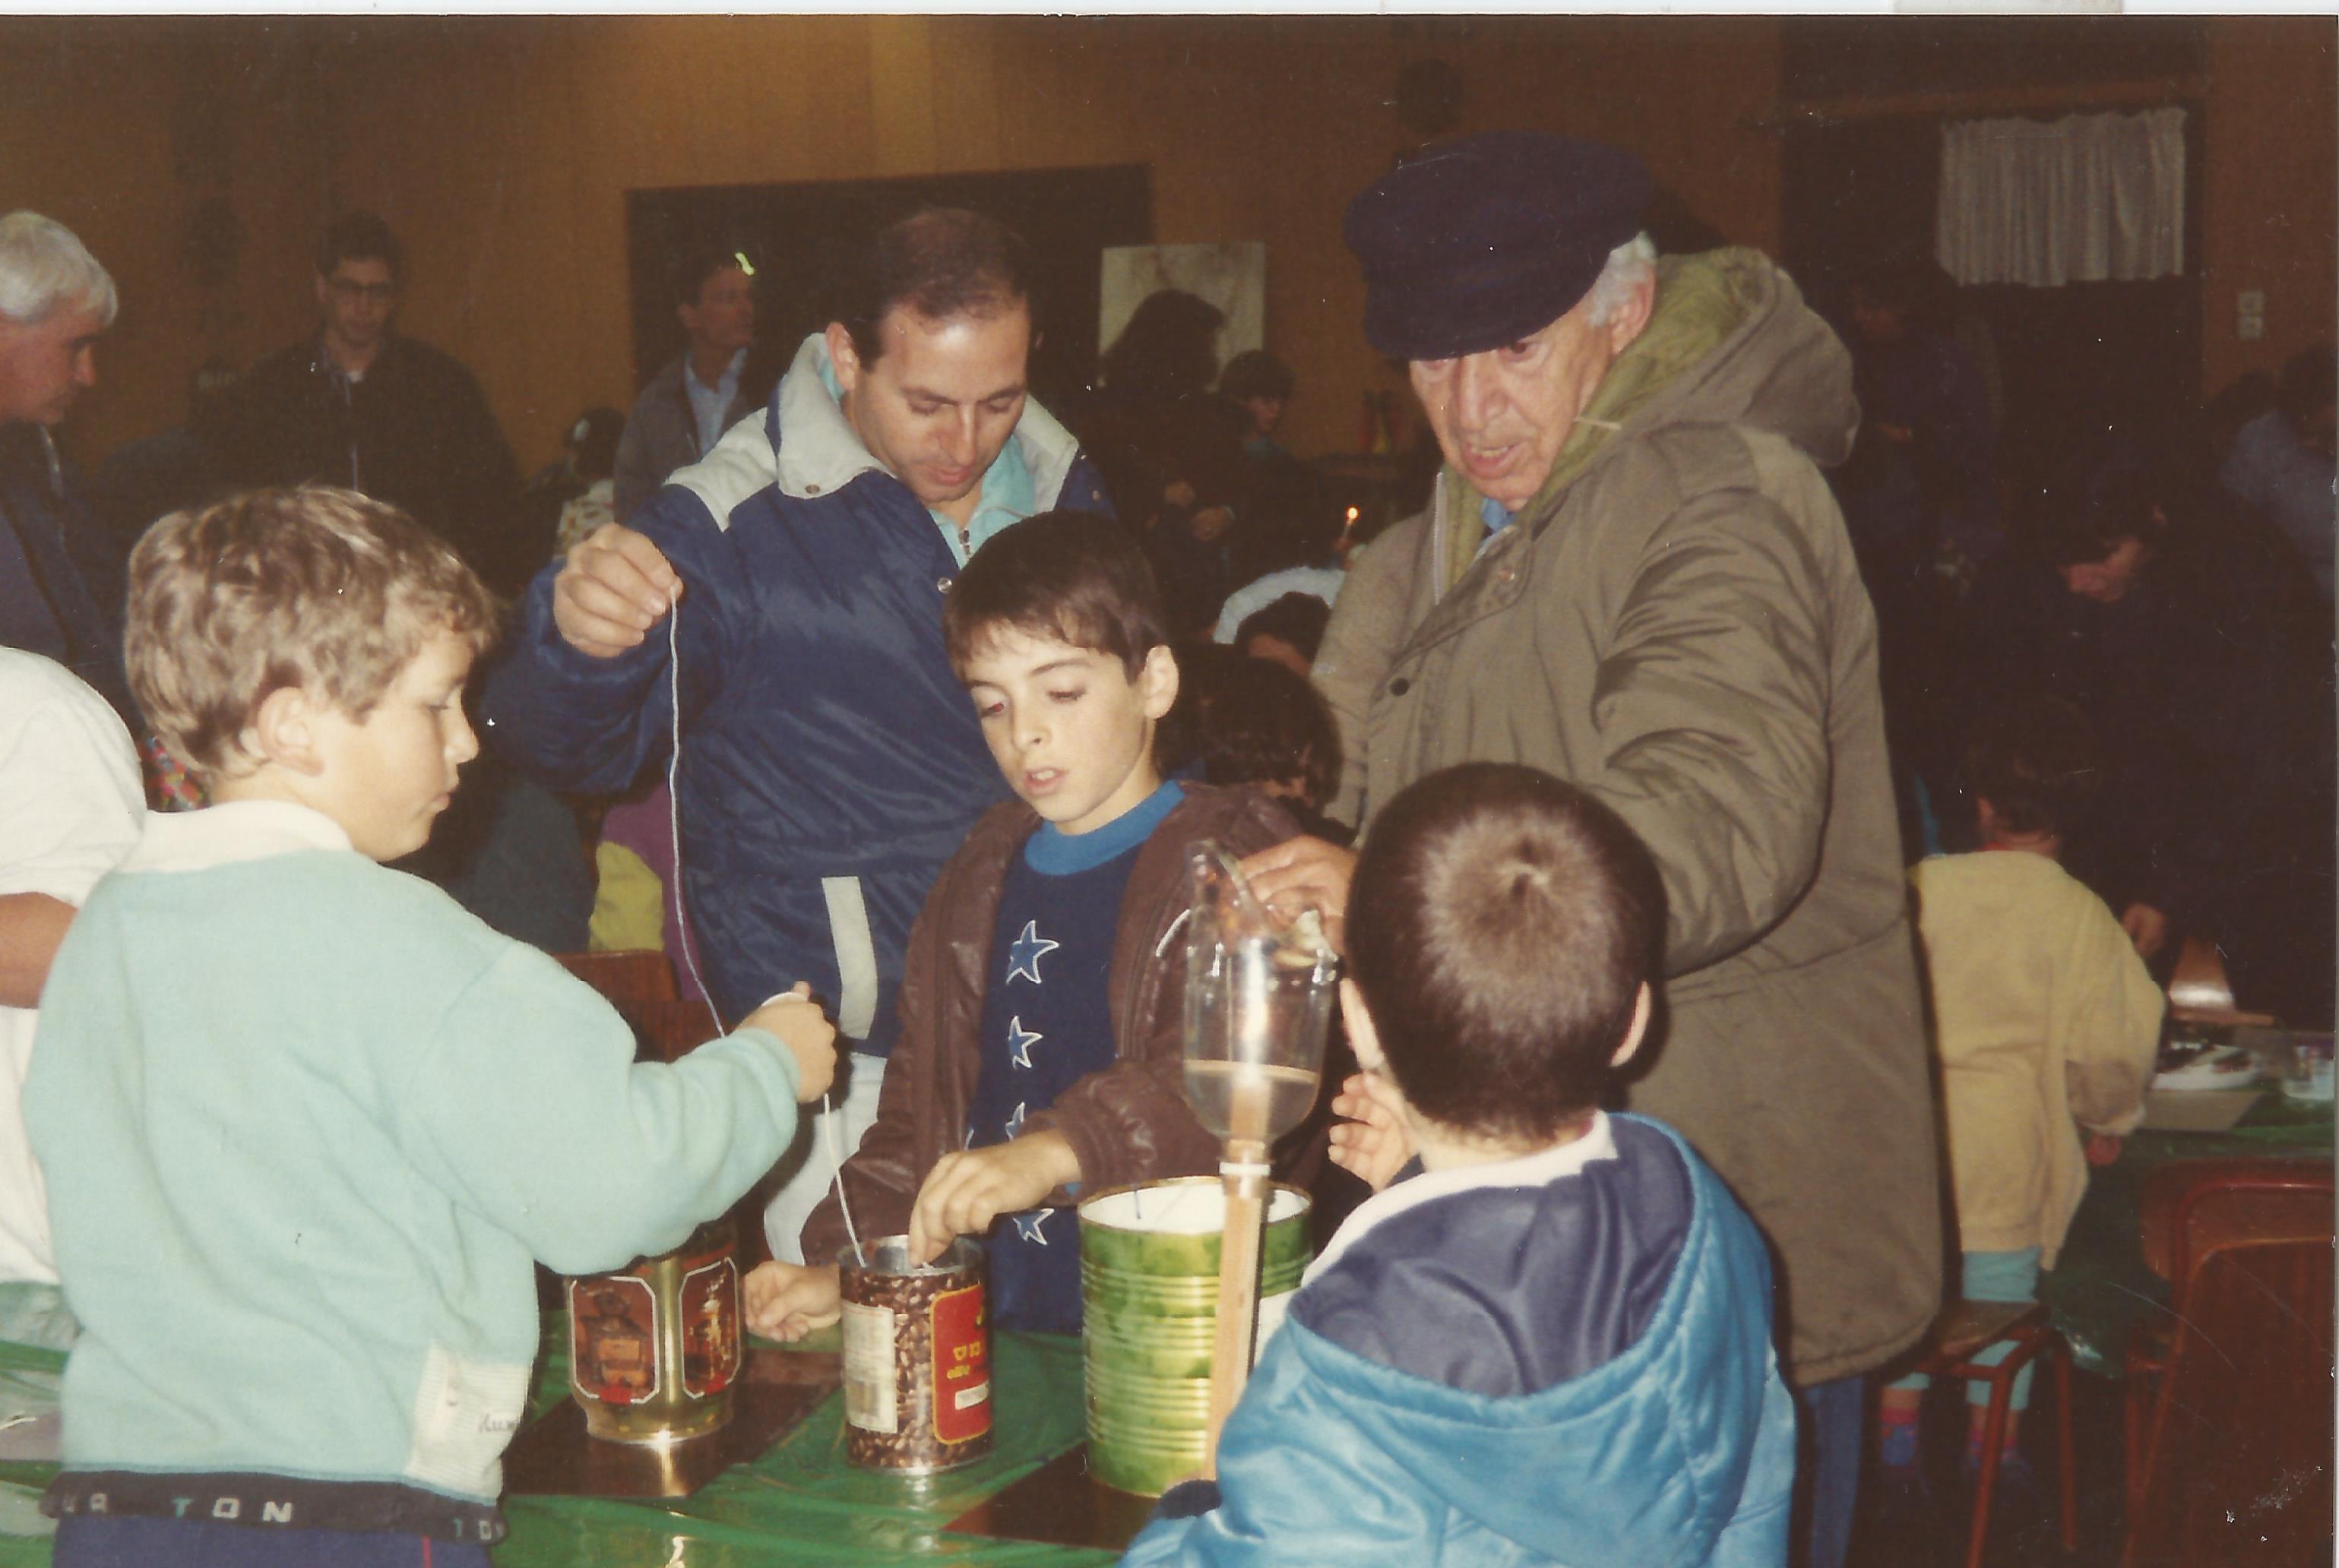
[
  {"left": 624, "top": 165, "right": 1153, "bottom": 413},
  {"left": 1783, "top": 112, "right": 2204, "bottom": 504}
]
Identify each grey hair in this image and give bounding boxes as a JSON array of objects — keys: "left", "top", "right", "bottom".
[
  {"left": 0, "top": 212, "right": 118, "bottom": 329},
  {"left": 1585, "top": 232, "right": 1657, "bottom": 329}
]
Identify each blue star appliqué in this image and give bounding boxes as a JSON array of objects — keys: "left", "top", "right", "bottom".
[
  {"left": 1006, "top": 920, "right": 1059, "bottom": 985},
  {"left": 1004, "top": 1101, "right": 1027, "bottom": 1140},
  {"left": 1011, "top": 1212, "right": 1051, "bottom": 1246},
  {"left": 1006, "top": 1016, "right": 1043, "bottom": 1070}
]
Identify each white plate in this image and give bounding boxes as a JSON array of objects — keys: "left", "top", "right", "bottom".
[{"left": 2152, "top": 1043, "right": 2265, "bottom": 1092}]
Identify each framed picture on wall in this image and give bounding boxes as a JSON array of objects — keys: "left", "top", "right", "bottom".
[{"left": 1099, "top": 242, "right": 1267, "bottom": 371}]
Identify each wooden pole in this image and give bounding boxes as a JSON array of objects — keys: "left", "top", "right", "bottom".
[{"left": 1201, "top": 1136, "right": 1268, "bottom": 1478}]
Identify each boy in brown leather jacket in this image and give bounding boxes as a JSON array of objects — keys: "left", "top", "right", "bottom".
[{"left": 745, "top": 508, "right": 1293, "bottom": 1336}]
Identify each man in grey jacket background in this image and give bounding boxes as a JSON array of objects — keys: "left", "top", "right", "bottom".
[
  {"left": 1244, "top": 131, "right": 1940, "bottom": 1568},
  {"left": 612, "top": 246, "right": 763, "bottom": 522}
]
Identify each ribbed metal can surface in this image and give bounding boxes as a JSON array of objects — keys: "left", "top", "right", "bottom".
[{"left": 1078, "top": 1179, "right": 1312, "bottom": 1496}]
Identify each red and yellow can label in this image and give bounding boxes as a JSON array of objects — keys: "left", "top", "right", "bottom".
[{"left": 929, "top": 1283, "right": 991, "bottom": 1445}]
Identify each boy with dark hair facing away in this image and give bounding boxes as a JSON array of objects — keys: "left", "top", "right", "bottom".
[
  {"left": 1878, "top": 697, "right": 2161, "bottom": 1485},
  {"left": 745, "top": 508, "right": 1294, "bottom": 1336},
  {"left": 1124, "top": 762, "right": 1795, "bottom": 1568},
  {"left": 1195, "top": 655, "right": 1340, "bottom": 818},
  {"left": 1231, "top": 591, "right": 1330, "bottom": 677},
  {"left": 27, "top": 487, "right": 835, "bottom": 1567}
]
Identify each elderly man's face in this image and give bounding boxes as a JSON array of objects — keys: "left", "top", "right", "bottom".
[
  {"left": 1408, "top": 286, "right": 1648, "bottom": 513},
  {"left": 0, "top": 298, "right": 105, "bottom": 428}
]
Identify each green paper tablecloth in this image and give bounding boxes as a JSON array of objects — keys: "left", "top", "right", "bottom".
[
  {"left": 0, "top": 1312, "right": 1117, "bottom": 1568},
  {"left": 0, "top": 1091, "right": 2325, "bottom": 1560},
  {"left": 2041, "top": 1089, "right": 2333, "bottom": 1375}
]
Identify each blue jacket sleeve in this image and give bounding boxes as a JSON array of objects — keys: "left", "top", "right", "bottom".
[
  {"left": 1704, "top": 1371, "right": 1798, "bottom": 1568},
  {"left": 1118, "top": 1326, "right": 1445, "bottom": 1568},
  {"left": 478, "top": 488, "right": 736, "bottom": 795}
]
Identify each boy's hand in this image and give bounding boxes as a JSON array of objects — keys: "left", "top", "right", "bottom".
[
  {"left": 740, "top": 983, "right": 837, "bottom": 1102},
  {"left": 1238, "top": 836, "right": 1358, "bottom": 953},
  {"left": 744, "top": 1260, "right": 840, "bottom": 1342},
  {"left": 553, "top": 523, "right": 682, "bottom": 658},
  {"left": 1328, "top": 1071, "right": 1413, "bottom": 1192},
  {"left": 2084, "top": 1133, "right": 2125, "bottom": 1167},
  {"left": 907, "top": 1131, "right": 1081, "bottom": 1265}
]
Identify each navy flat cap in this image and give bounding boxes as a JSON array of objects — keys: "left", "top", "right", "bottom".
[{"left": 1344, "top": 131, "right": 1652, "bottom": 361}]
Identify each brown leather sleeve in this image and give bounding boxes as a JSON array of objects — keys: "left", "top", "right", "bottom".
[
  {"left": 1025, "top": 789, "right": 1301, "bottom": 1198},
  {"left": 796, "top": 821, "right": 1008, "bottom": 1263}
]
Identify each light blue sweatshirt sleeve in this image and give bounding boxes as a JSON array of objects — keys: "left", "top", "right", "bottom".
[{"left": 391, "top": 944, "right": 801, "bottom": 1276}]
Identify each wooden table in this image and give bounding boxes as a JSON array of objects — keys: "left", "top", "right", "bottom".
[{"left": 2040, "top": 1089, "right": 2332, "bottom": 1376}]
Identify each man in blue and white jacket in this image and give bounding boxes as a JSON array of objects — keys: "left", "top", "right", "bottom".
[{"left": 483, "top": 209, "right": 1111, "bottom": 1261}]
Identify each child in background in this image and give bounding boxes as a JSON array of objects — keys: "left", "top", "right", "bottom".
[
  {"left": 1220, "top": 349, "right": 1295, "bottom": 463},
  {"left": 534, "top": 405, "right": 625, "bottom": 564},
  {"left": 745, "top": 509, "right": 1294, "bottom": 1338},
  {"left": 1123, "top": 762, "right": 1795, "bottom": 1568},
  {"left": 585, "top": 778, "right": 710, "bottom": 1005},
  {"left": 27, "top": 488, "right": 834, "bottom": 1566},
  {"left": 1231, "top": 592, "right": 1331, "bottom": 677},
  {"left": 1880, "top": 697, "right": 2163, "bottom": 1485},
  {"left": 1186, "top": 653, "right": 1346, "bottom": 844}
]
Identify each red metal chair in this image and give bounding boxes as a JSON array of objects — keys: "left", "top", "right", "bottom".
[
  {"left": 1906, "top": 1298, "right": 2079, "bottom": 1568},
  {"left": 552, "top": 948, "right": 679, "bottom": 1006},
  {"left": 2120, "top": 1161, "right": 2334, "bottom": 1566},
  {"left": 621, "top": 997, "right": 724, "bottom": 1064}
]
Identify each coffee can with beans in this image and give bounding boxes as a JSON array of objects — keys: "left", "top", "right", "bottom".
[
  {"left": 837, "top": 1235, "right": 992, "bottom": 1472},
  {"left": 566, "top": 1215, "right": 742, "bottom": 1444}
]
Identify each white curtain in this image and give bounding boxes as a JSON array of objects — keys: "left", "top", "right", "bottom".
[{"left": 1936, "top": 106, "right": 2185, "bottom": 287}]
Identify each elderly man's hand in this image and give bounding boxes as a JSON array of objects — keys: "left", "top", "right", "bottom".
[
  {"left": 552, "top": 523, "right": 683, "bottom": 658},
  {"left": 1237, "top": 836, "right": 1358, "bottom": 953}
]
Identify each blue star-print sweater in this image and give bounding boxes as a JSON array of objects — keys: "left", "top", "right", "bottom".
[{"left": 967, "top": 780, "right": 1183, "bottom": 1332}]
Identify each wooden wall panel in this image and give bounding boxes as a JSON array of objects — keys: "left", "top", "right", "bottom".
[
  {"left": 2202, "top": 15, "right": 2337, "bottom": 397},
  {"left": 0, "top": 18, "right": 316, "bottom": 463},
  {"left": 14, "top": 17, "right": 2322, "bottom": 479},
  {"left": 868, "top": 17, "right": 940, "bottom": 177},
  {"left": 3, "top": 15, "right": 1795, "bottom": 470}
]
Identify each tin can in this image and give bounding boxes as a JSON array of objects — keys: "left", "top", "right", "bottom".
[
  {"left": 1078, "top": 1178, "right": 1312, "bottom": 1495},
  {"left": 566, "top": 1216, "right": 741, "bottom": 1444},
  {"left": 838, "top": 1235, "right": 992, "bottom": 1472}
]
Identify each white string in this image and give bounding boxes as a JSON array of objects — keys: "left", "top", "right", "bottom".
[
  {"left": 825, "top": 1092, "right": 866, "bottom": 1269},
  {"left": 665, "top": 601, "right": 866, "bottom": 1269},
  {"left": 666, "top": 608, "right": 717, "bottom": 1022}
]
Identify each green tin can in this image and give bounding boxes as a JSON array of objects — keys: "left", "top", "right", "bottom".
[{"left": 1077, "top": 1178, "right": 1312, "bottom": 1496}]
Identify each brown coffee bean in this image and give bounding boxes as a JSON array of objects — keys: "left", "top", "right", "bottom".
[{"left": 839, "top": 1237, "right": 993, "bottom": 1473}]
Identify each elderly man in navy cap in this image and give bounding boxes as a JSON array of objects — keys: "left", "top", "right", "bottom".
[{"left": 1244, "top": 132, "right": 1940, "bottom": 1567}]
